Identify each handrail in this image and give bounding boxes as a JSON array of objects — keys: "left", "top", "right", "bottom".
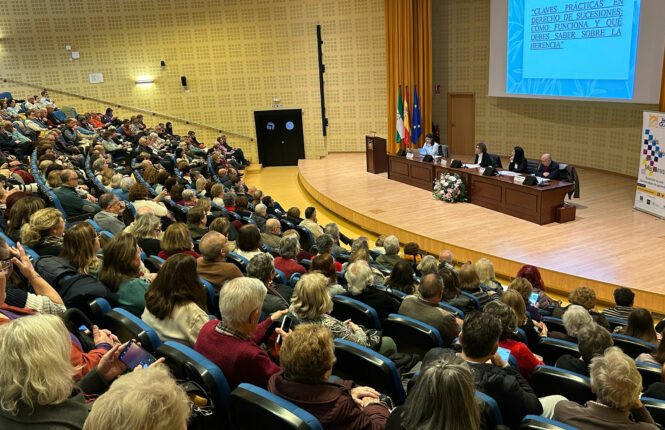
[{"left": 1, "top": 77, "right": 254, "bottom": 141}]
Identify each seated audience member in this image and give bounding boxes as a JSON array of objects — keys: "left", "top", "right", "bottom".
[
  {"left": 438, "top": 249, "right": 457, "bottom": 273},
  {"left": 550, "top": 304, "right": 593, "bottom": 343},
  {"left": 251, "top": 189, "right": 264, "bottom": 207},
  {"left": 247, "top": 253, "right": 293, "bottom": 314},
  {"left": 483, "top": 301, "right": 543, "bottom": 379},
  {"left": 376, "top": 235, "right": 402, "bottom": 269},
  {"left": 290, "top": 272, "right": 396, "bottom": 356},
  {"left": 261, "top": 218, "right": 282, "bottom": 250},
  {"left": 373, "top": 235, "right": 386, "bottom": 255},
  {"left": 535, "top": 153, "right": 561, "bottom": 180},
  {"left": 458, "top": 263, "right": 496, "bottom": 308},
  {"left": 602, "top": 287, "right": 635, "bottom": 320},
  {"left": 508, "top": 146, "right": 528, "bottom": 173},
  {"left": 179, "top": 189, "right": 197, "bottom": 207},
  {"left": 186, "top": 207, "right": 207, "bottom": 241},
  {"left": 398, "top": 272, "right": 460, "bottom": 345},
  {"left": 316, "top": 233, "right": 343, "bottom": 271},
  {"left": 556, "top": 323, "right": 613, "bottom": 377},
  {"left": 385, "top": 354, "right": 482, "bottom": 430},
  {"left": 453, "top": 311, "right": 544, "bottom": 428},
  {"left": 501, "top": 289, "right": 547, "bottom": 347},
  {"left": 93, "top": 192, "right": 126, "bottom": 235},
  {"left": 438, "top": 266, "right": 477, "bottom": 315},
  {"left": 553, "top": 347, "right": 659, "bottom": 429},
  {"left": 142, "top": 254, "right": 208, "bottom": 347},
  {"left": 615, "top": 308, "right": 659, "bottom": 344},
  {"left": 299, "top": 206, "right": 324, "bottom": 239},
  {"left": 516, "top": 264, "right": 560, "bottom": 309},
  {"left": 285, "top": 206, "right": 303, "bottom": 226},
  {"left": 637, "top": 331, "right": 665, "bottom": 366},
  {"left": 5, "top": 195, "right": 44, "bottom": 243},
  {"left": 324, "top": 222, "right": 348, "bottom": 256},
  {"left": 283, "top": 229, "right": 315, "bottom": 262},
  {"left": 209, "top": 213, "right": 238, "bottom": 244},
  {"left": 20, "top": 207, "right": 65, "bottom": 256},
  {"left": 195, "top": 277, "right": 287, "bottom": 389},
  {"left": 112, "top": 176, "right": 134, "bottom": 202},
  {"left": 345, "top": 261, "right": 400, "bottom": 321},
  {"left": 475, "top": 257, "right": 502, "bottom": 293},
  {"left": 385, "top": 260, "right": 417, "bottom": 295},
  {"left": 311, "top": 253, "right": 345, "bottom": 296},
  {"left": 0, "top": 314, "right": 129, "bottom": 429},
  {"left": 209, "top": 183, "right": 225, "bottom": 208},
  {"left": 269, "top": 324, "right": 390, "bottom": 429},
  {"left": 509, "top": 277, "right": 543, "bottom": 322},
  {"left": 54, "top": 170, "right": 101, "bottom": 217},
  {"left": 222, "top": 191, "right": 236, "bottom": 212},
  {"left": 552, "top": 286, "right": 611, "bottom": 330},
  {"left": 416, "top": 255, "right": 438, "bottom": 276},
  {"left": 83, "top": 364, "right": 190, "bottom": 430},
  {"left": 273, "top": 235, "right": 306, "bottom": 281},
  {"left": 345, "top": 245, "right": 384, "bottom": 285},
  {"left": 401, "top": 241, "right": 422, "bottom": 265},
  {"left": 474, "top": 142, "right": 493, "bottom": 167},
  {"left": 234, "top": 195, "right": 252, "bottom": 218},
  {"left": 235, "top": 224, "right": 264, "bottom": 261},
  {"left": 59, "top": 221, "right": 102, "bottom": 277},
  {"left": 128, "top": 183, "right": 168, "bottom": 217},
  {"left": 99, "top": 234, "right": 150, "bottom": 317},
  {"left": 196, "top": 231, "right": 243, "bottom": 291},
  {"left": 127, "top": 212, "right": 162, "bottom": 256},
  {"left": 250, "top": 203, "right": 268, "bottom": 232},
  {"left": 158, "top": 222, "right": 200, "bottom": 260}
]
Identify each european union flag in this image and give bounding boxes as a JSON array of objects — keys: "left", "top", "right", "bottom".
[{"left": 411, "top": 86, "right": 422, "bottom": 145}]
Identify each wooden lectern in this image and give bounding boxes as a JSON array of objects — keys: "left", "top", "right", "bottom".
[{"left": 366, "top": 135, "right": 387, "bottom": 174}]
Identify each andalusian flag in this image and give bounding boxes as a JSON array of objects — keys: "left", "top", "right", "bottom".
[
  {"left": 411, "top": 86, "right": 422, "bottom": 145},
  {"left": 396, "top": 86, "right": 404, "bottom": 144},
  {"left": 403, "top": 88, "right": 411, "bottom": 147}
]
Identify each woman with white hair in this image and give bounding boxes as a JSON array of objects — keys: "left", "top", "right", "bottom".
[
  {"left": 550, "top": 304, "right": 593, "bottom": 343},
  {"left": 345, "top": 261, "right": 400, "bottom": 321},
  {"left": 83, "top": 364, "right": 190, "bottom": 430},
  {"left": 194, "top": 276, "right": 288, "bottom": 389},
  {"left": 274, "top": 235, "right": 306, "bottom": 282},
  {"left": 553, "top": 346, "right": 659, "bottom": 429},
  {"left": 0, "top": 314, "right": 130, "bottom": 429}
]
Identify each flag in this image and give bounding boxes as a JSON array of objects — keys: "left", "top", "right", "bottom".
[
  {"left": 396, "top": 86, "right": 404, "bottom": 144},
  {"left": 411, "top": 86, "right": 422, "bottom": 145},
  {"left": 403, "top": 88, "right": 411, "bottom": 147}
]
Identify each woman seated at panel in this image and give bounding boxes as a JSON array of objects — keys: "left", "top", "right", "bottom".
[
  {"left": 421, "top": 133, "right": 439, "bottom": 156},
  {"left": 474, "top": 142, "right": 493, "bottom": 167},
  {"left": 508, "top": 146, "right": 529, "bottom": 173}
]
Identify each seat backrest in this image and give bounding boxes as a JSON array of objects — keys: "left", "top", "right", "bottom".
[
  {"left": 605, "top": 316, "right": 627, "bottom": 331},
  {"left": 381, "top": 313, "right": 444, "bottom": 358},
  {"left": 156, "top": 341, "right": 232, "bottom": 428},
  {"left": 641, "top": 397, "right": 665, "bottom": 428},
  {"left": 273, "top": 268, "right": 287, "bottom": 285},
  {"left": 102, "top": 308, "right": 162, "bottom": 352},
  {"left": 289, "top": 272, "right": 302, "bottom": 287},
  {"left": 88, "top": 297, "right": 112, "bottom": 325},
  {"left": 515, "top": 327, "right": 528, "bottom": 347},
  {"left": 85, "top": 219, "right": 102, "bottom": 232},
  {"left": 475, "top": 390, "right": 503, "bottom": 426},
  {"left": 535, "top": 337, "right": 580, "bottom": 366},
  {"left": 526, "top": 159, "right": 540, "bottom": 174},
  {"left": 371, "top": 284, "right": 406, "bottom": 302},
  {"left": 611, "top": 333, "right": 657, "bottom": 358},
  {"left": 199, "top": 277, "right": 217, "bottom": 314},
  {"left": 438, "top": 301, "right": 464, "bottom": 319},
  {"left": 489, "top": 153, "right": 503, "bottom": 168},
  {"left": 542, "top": 316, "right": 566, "bottom": 334},
  {"left": 636, "top": 361, "right": 662, "bottom": 390},
  {"left": 530, "top": 365, "right": 594, "bottom": 404},
  {"left": 229, "top": 383, "right": 323, "bottom": 430},
  {"left": 143, "top": 256, "right": 164, "bottom": 273},
  {"left": 460, "top": 291, "right": 481, "bottom": 309},
  {"left": 333, "top": 339, "right": 406, "bottom": 404},
  {"left": 227, "top": 252, "right": 248, "bottom": 273},
  {"left": 331, "top": 295, "right": 381, "bottom": 330},
  {"left": 519, "top": 415, "right": 579, "bottom": 430},
  {"left": 294, "top": 225, "right": 315, "bottom": 252}
]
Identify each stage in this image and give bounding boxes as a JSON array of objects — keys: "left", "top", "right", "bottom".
[{"left": 298, "top": 153, "right": 665, "bottom": 314}]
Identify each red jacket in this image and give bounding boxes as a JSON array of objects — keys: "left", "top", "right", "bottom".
[
  {"left": 274, "top": 257, "right": 306, "bottom": 282},
  {"left": 158, "top": 250, "right": 201, "bottom": 260}
]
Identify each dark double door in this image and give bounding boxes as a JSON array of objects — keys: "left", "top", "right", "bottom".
[{"left": 254, "top": 109, "right": 305, "bottom": 166}]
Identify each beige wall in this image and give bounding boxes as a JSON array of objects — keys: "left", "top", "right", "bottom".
[
  {"left": 0, "top": 0, "right": 387, "bottom": 160},
  {"left": 432, "top": 0, "right": 658, "bottom": 176}
]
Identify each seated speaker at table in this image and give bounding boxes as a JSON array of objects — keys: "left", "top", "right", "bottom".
[
  {"left": 508, "top": 146, "right": 528, "bottom": 174},
  {"left": 474, "top": 142, "right": 493, "bottom": 167},
  {"left": 421, "top": 134, "right": 439, "bottom": 156},
  {"left": 535, "top": 153, "right": 560, "bottom": 180}
]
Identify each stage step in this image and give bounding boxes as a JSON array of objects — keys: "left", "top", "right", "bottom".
[{"left": 243, "top": 163, "right": 262, "bottom": 173}]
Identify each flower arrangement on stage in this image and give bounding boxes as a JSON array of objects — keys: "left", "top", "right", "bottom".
[{"left": 433, "top": 172, "right": 467, "bottom": 203}]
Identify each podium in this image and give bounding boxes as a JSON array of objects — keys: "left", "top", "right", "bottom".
[{"left": 366, "top": 135, "right": 387, "bottom": 174}]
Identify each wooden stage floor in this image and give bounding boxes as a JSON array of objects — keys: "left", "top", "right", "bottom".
[{"left": 298, "top": 153, "right": 665, "bottom": 314}]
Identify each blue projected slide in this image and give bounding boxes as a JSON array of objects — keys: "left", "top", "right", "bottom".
[{"left": 507, "top": 0, "right": 641, "bottom": 99}]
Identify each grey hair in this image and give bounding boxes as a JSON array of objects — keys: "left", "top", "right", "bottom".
[
  {"left": 590, "top": 346, "right": 642, "bottom": 411},
  {"left": 483, "top": 301, "right": 517, "bottom": 341},
  {"left": 120, "top": 176, "right": 135, "bottom": 192},
  {"left": 218, "top": 277, "right": 267, "bottom": 328},
  {"left": 99, "top": 192, "right": 118, "bottom": 210},
  {"left": 247, "top": 253, "right": 274, "bottom": 284},
  {"left": 577, "top": 323, "right": 613, "bottom": 363},
  {"left": 417, "top": 255, "right": 438, "bottom": 275},
  {"left": 316, "top": 234, "right": 334, "bottom": 254},
  {"left": 350, "top": 236, "right": 369, "bottom": 255},
  {"left": 254, "top": 203, "right": 267, "bottom": 215},
  {"left": 182, "top": 189, "right": 196, "bottom": 201},
  {"left": 345, "top": 261, "right": 373, "bottom": 295},
  {"left": 128, "top": 213, "right": 161, "bottom": 239},
  {"left": 401, "top": 354, "right": 480, "bottom": 430},
  {"left": 279, "top": 235, "right": 299, "bottom": 260},
  {"left": 222, "top": 192, "right": 236, "bottom": 206},
  {"left": 324, "top": 223, "right": 339, "bottom": 239},
  {"left": 383, "top": 235, "right": 399, "bottom": 255},
  {"left": 92, "top": 157, "right": 105, "bottom": 171},
  {"left": 563, "top": 304, "right": 593, "bottom": 337},
  {"left": 110, "top": 173, "right": 123, "bottom": 189},
  {"left": 440, "top": 250, "right": 453, "bottom": 263}
]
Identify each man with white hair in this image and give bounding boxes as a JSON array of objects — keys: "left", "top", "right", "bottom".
[
  {"left": 439, "top": 250, "right": 457, "bottom": 273},
  {"left": 194, "top": 277, "right": 288, "bottom": 389},
  {"left": 376, "top": 235, "right": 402, "bottom": 269},
  {"left": 345, "top": 261, "right": 400, "bottom": 321},
  {"left": 325, "top": 222, "right": 349, "bottom": 256},
  {"left": 250, "top": 203, "right": 268, "bottom": 232},
  {"left": 261, "top": 218, "right": 282, "bottom": 250},
  {"left": 553, "top": 346, "right": 658, "bottom": 429}
]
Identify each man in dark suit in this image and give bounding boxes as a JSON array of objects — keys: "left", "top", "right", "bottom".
[{"left": 536, "top": 153, "right": 560, "bottom": 180}]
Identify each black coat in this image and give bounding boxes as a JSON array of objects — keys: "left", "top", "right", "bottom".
[{"left": 347, "top": 286, "right": 401, "bottom": 321}]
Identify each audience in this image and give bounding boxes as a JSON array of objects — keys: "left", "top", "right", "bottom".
[
  {"left": 93, "top": 192, "right": 126, "bottom": 235},
  {"left": 20, "top": 207, "right": 65, "bottom": 256},
  {"left": 458, "top": 262, "right": 496, "bottom": 308},
  {"left": 501, "top": 288, "right": 547, "bottom": 347},
  {"left": 376, "top": 235, "right": 401, "bottom": 269},
  {"left": 345, "top": 261, "right": 400, "bottom": 321},
  {"left": 310, "top": 253, "right": 345, "bottom": 296},
  {"left": 475, "top": 257, "right": 502, "bottom": 293},
  {"left": 261, "top": 217, "right": 282, "bottom": 249},
  {"left": 509, "top": 277, "right": 543, "bottom": 322},
  {"left": 439, "top": 265, "right": 477, "bottom": 315},
  {"left": 316, "top": 233, "right": 343, "bottom": 271},
  {"left": 54, "top": 169, "right": 100, "bottom": 217},
  {"left": 415, "top": 255, "right": 438, "bottom": 276},
  {"left": 552, "top": 286, "right": 611, "bottom": 330},
  {"left": 516, "top": 264, "right": 560, "bottom": 309},
  {"left": 234, "top": 224, "right": 264, "bottom": 261},
  {"left": 158, "top": 222, "right": 200, "bottom": 260},
  {"left": 273, "top": 235, "right": 306, "bottom": 281},
  {"left": 615, "top": 308, "right": 659, "bottom": 344},
  {"left": 556, "top": 323, "right": 613, "bottom": 376},
  {"left": 299, "top": 206, "right": 324, "bottom": 239},
  {"left": 385, "top": 260, "right": 418, "bottom": 295},
  {"left": 186, "top": 206, "right": 207, "bottom": 240},
  {"left": 602, "top": 287, "right": 635, "bottom": 320},
  {"left": 127, "top": 212, "right": 162, "bottom": 256},
  {"left": 550, "top": 304, "right": 593, "bottom": 343},
  {"left": 246, "top": 253, "right": 292, "bottom": 314},
  {"left": 196, "top": 231, "right": 243, "bottom": 291}
]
